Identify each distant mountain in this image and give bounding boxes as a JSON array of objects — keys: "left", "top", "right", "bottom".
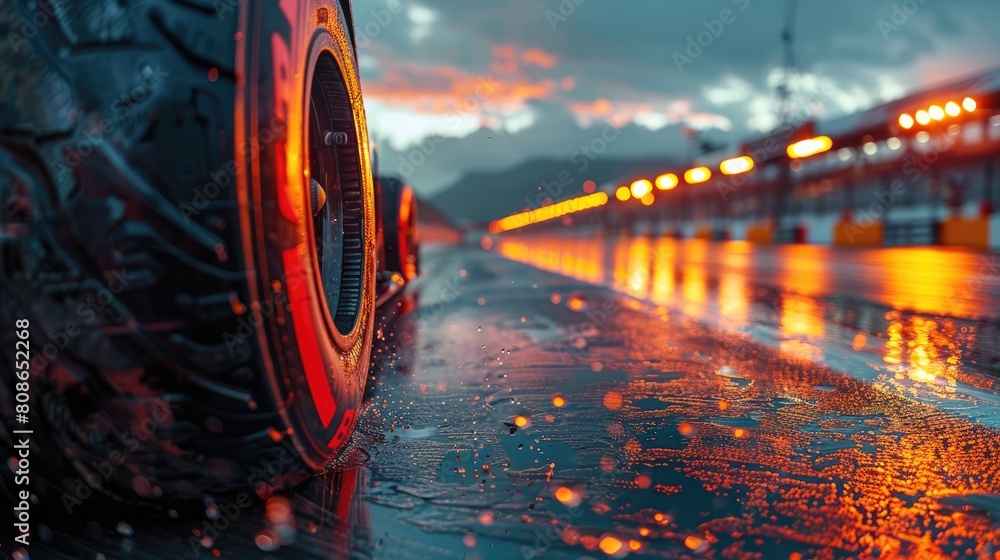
[
  {"left": 429, "top": 156, "right": 673, "bottom": 223},
  {"left": 416, "top": 199, "right": 462, "bottom": 244},
  {"left": 416, "top": 199, "right": 454, "bottom": 228}
]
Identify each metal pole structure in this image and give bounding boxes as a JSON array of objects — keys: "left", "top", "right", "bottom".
[{"left": 773, "top": 0, "right": 798, "bottom": 242}]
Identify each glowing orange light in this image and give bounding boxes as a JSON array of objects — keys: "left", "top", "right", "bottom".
[
  {"left": 719, "top": 155, "right": 754, "bottom": 175},
  {"left": 898, "top": 113, "right": 914, "bottom": 129},
  {"left": 915, "top": 110, "right": 930, "bottom": 125},
  {"left": 555, "top": 487, "right": 573, "bottom": 503},
  {"left": 552, "top": 395, "right": 566, "bottom": 408},
  {"left": 963, "top": 97, "right": 977, "bottom": 112},
  {"left": 684, "top": 166, "right": 711, "bottom": 184},
  {"left": 684, "top": 536, "right": 704, "bottom": 550},
  {"left": 615, "top": 186, "right": 631, "bottom": 201},
  {"left": 787, "top": 135, "right": 833, "bottom": 159},
  {"left": 630, "top": 179, "right": 652, "bottom": 198},
  {"left": 653, "top": 512, "right": 666, "bottom": 523},
  {"left": 603, "top": 391, "right": 623, "bottom": 410},
  {"left": 852, "top": 333, "right": 867, "bottom": 350},
  {"left": 734, "top": 427, "right": 746, "bottom": 438},
  {"left": 928, "top": 105, "right": 945, "bottom": 121},
  {"left": 514, "top": 415, "right": 528, "bottom": 427},
  {"left": 598, "top": 536, "right": 623, "bottom": 555},
  {"left": 489, "top": 191, "right": 610, "bottom": 233},
  {"left": 655, "top": 173, "right": 678, "bottom": 190},
  {"left": 629, "top": 540, "right": 642, "bottom": 551},
  {"left": 567, "top": 294, "right": 586, "bottom": 311},
  {"left": 640, "top": 192, "right": 655, "bottom": 206},
  {"left": 945, "top": 101, "right": 961, "bottom": 117},
  {"left": 638, "top": 527, "right": 650, "bottom": 537}
]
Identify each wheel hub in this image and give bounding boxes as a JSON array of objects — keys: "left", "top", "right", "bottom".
[{"left": 307, "top": 53, "right": 365, "bottom": 336}]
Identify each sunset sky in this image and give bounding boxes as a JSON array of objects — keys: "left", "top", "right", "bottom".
[{"left": 352, "top": 0, "right": 1000, "bottom": 196}]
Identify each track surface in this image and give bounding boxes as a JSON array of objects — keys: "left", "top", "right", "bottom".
[{"left": 6, "top": 239, "right": 1000, "bottom": 559}]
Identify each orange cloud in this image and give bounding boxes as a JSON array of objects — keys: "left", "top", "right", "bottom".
[
  {"left": 364, "top": 59, "right": 558, "bottom": 114},
  {"left": 364, "top": 44, "right": 564, "bottom": 115},
  {"left": 362, "top": 42, "right": 730, "bottom": 134},
  {"left": 576, "top": 98, "right": 614, "bottom": 115},
  {"left": 490, "top": 44, "right": 560, "bottom": 73},
  {"left": 521, "top": 48, "right": 558, "bottom": 69}
]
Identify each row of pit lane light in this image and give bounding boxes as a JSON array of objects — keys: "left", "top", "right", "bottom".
[
  {"left": 488, "top": 192, "right": 609, "bottom": 234},
  {"left": 898, "top": 97, "right": 976, "bottom": 130},
  {"left": 613, "top": 152, "right": 763, "bottom": 206},
  {"left": 488, "top": 139, "right": 829, "bottom": 233},
  {"left": 489, "top": 96, "right": 978, "bottom": 234}
]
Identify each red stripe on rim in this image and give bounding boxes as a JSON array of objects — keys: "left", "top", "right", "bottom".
[
  {"left": 328, "top": 408, "right": 355, "bottom": 450},
  {"left": 282, "top": 248, "right": 336, "bottom": 427}
]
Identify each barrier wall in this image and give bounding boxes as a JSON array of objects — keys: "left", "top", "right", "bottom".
[
  {"left": 833, "top": 220, "right": 884, "bottom": 247},
  {"left": 607, "top": 210, "right": 997, "bottom": 251},
  {"left": 941, "top": 217, "right": 989, "bottom": 249},
  {"left": 746, "top": 224, "right": 774, "bottom": 244}
]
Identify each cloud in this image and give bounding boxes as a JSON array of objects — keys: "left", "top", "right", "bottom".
[
  {"left": 406, "top": 3, "right": 437, "bottom": 42},
  {"left": 567, "top": 98, "right": 733, "bottom": 133},
  {"left": 352, "top": 0, "right": 1000, "bottom": 194}
]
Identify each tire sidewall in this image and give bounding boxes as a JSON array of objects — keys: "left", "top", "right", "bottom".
[
  {"left": 382, "top": 177, "right": 419, "bottom": 280},
  {"left": 238, "top": 0, "right": 375, "bottom": 470}
]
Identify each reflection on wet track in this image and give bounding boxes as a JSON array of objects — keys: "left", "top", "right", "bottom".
[
  {"left": 362, "top": 240, "right": 1000, "bottom": 559},
  {"left": 18, "top": 240, "right": 1000, "bottom": 559},
  {"left": 499, "top": 235, "right": 1000, "bottom": 413}
]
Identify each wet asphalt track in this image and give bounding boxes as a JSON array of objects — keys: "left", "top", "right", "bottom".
[{"left": 7, "top": 239, "right": 1000, "bottom": 559}]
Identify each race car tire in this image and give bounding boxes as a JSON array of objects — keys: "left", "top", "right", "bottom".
[
  {"left": 379, "top": 176, "right": 419, "bottom": 281},
  {"left": 0, "top": 0, "right": 376, "bottom": 505}
]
